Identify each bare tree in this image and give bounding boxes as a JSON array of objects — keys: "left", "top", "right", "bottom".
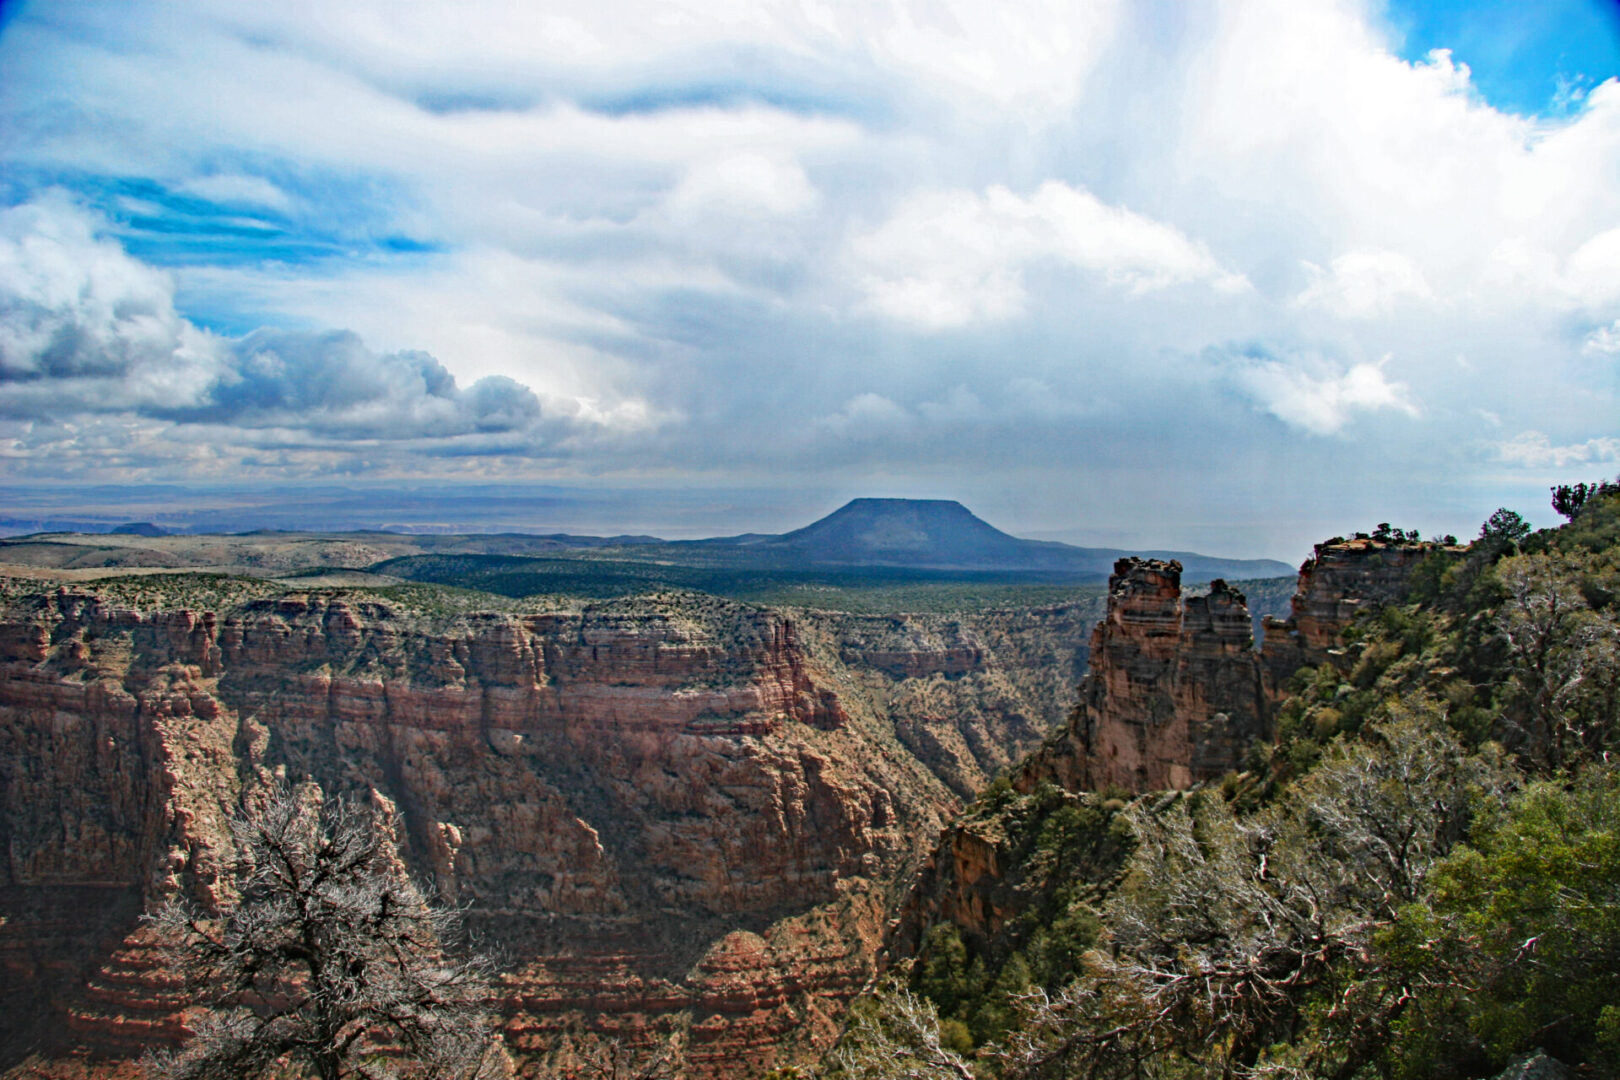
[
  {"left": 1496, "top": 553, "right": 1619, "bottom": 769},
  {"left": 827, "top": 990, "right": 976, "bottom": 1080},
  {"left": 519, "top": 1027, "right": 686, "bottom": 1080},
  {"left": 143, "top": 786, "right": 500, "bottom": 1080}
]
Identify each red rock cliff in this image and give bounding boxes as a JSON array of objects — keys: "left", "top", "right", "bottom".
[
  {"left": 1018, "top": 560, "right": 1268, "bottom": 794},
  {"left": 1020, "top": 540, "right": 1437, "bottom": 797},
  {"left": 1259, "top": 537, "right": 1437, "bottom": 685},
  {"left": 0, "top": 585, "right": 1090, "bottom": 1077}
]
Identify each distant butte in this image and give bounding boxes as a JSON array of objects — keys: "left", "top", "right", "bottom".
[{"left": 727, "top": 498, "right": 1292, "bottom": 580}]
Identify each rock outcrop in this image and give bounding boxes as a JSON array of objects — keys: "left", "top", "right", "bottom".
[
  {"left": 1020, "top": 560, "right": 1268, "bottom": 794},
  {"left": 1021, "top": 539, "right": 1436, "bottom": 796},
  {"left": 1260, "top": 537, "right": 1436, "bottom": 682},
  {"left": 889, "top": 536, "right": 1442, "bottom": 1006},
  {"left": 0, "top": 584, "right": 1093, "bottom": 1077}
]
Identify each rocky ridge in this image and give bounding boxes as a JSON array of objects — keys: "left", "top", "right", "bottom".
[
  {"left": 900, "top": 538, "right": 1440, "bottom": 957},
  {"left": 1019, "top": 539, "right": 1439, "bottom": 796}
]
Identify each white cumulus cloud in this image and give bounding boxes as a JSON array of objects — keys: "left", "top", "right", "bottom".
[
  {"left": 1232, "top": 355, "right": 1420, "bottom": 436},
  {"left": 1583, "top": 320, "right": 1620, "bottom": 356},
  {"left": 0, "top": 194, "right": 666, "bottom": 455},
  {"left": 6, "top": 0, "right": 1620, "bottom": 551},
  {"left": 1497, "top": 430, "right": 1620, "bottom": 469},
  {"left": 851, "top": 181, "right": 1245, "bottom": 329},
  {"left": 1295, "top": 249, "right": 1433, "bottom": 319},
  {"left": 664, "top": 151, "right": 820, "bottom": 220},
  {"left": 0, "top": 192, "right": 225, "bottom": 414}
]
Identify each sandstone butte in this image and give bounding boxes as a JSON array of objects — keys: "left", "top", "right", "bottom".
[
  {"left": 0, "top": 586, "right": 1095, "bottom": 1078},
  {"left": 0, "top": 537, "right": 1424, "bottom": 1079}
]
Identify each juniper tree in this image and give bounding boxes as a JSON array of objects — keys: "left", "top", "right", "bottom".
[
  {"left": 1551, "top": 479, "right": 1619, "bottom": 522},
  {"left": 143, "top": 787, "right": 498, "bottom": 1080},
  {"left": 1479, "top": 507, "right": 1531, "bottom": 549}
]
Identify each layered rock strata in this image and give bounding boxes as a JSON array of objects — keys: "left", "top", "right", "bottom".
[
  {"left": 0, "top": 585, "right": 1093, "bottom": 1077},
  {"left": 800, "top": 603, "right": 1099, "bottom": 799}
]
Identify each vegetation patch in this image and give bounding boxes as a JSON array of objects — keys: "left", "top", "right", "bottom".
[{"left": 840, "top": 483, "right": 1620, "bottom": 1080}]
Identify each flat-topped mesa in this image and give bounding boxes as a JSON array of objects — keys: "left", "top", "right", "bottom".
[
  {"left": 1260, "top": 537, "right": 1437, "bottom": 682},
  {"left": 1021, "top": 559, "right": 1269, "bottom": 795}
]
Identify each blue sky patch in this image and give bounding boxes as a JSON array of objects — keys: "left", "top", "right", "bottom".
[
  {"left": 2, "top": 168, "right": 440, "bottom": 269},
  {"left": 1383, "top": 0, "right": 1620, "bottom": 115}
]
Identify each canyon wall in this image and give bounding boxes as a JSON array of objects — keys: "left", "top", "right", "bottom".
[
  {"left": 800, "top": 602, "right": 1097, "bottom": 799},
  {"left": 0, "top": 584, "right": 1091, "bottom": 1076}
]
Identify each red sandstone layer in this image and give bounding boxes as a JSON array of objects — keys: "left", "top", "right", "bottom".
[{"left": 1, "top": 587, "right": 1089, "bottom": 1076}]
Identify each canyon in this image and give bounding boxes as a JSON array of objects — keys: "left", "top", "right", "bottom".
[
  {"left": 0, "top": 526, "right": 1394, "bottom": 1079},
  {"left": 0, "top": 581, "right": 1101, "bottom": 1077}
]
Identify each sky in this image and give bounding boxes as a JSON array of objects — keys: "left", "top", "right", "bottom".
[{"left": 1, "top": 0, "right": 1618, "bottom": 559}]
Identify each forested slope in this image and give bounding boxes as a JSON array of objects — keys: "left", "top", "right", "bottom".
[{"left": 841, "top": 485, "right": 1620, "bottom": 1080}]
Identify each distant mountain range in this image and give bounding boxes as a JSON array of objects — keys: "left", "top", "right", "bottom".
[
  {"left": 682, "top": 498, "right": 1293, "bottom": 581},
  {"left": 0, "top": 497, "right": 1294, "bottom": 586}
]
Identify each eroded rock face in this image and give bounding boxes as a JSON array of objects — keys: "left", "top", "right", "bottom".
[
  {"left": 886, "top": 538, "right": 1443, "bottom": 1007},
  {"left": 1259, "top": 538, "right": 1436, "bottom": 683},
  {"left": 0, "top": 586, "right": 1092, "bottom": 1076},
  {"left": 1021, "top": 541, "right": 1438, "bottom": 797},
  {"left": 1019, "top": 560, "right": 1268, "bottom": 794},
  {"left": 802, "top": 604, "right": 1098, "bottom": 799}
]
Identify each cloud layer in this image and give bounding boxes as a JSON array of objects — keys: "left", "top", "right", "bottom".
[
  {"left": 2, "top": 0, "right": 1618, "bottom": 555},
  {"left": 0, "top": 196, "right": 603, "bottom": 469}
]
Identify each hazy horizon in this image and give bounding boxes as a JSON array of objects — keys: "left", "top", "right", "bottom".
[{"left": 0, "top": 482, "right": 1306, "bottom": 562}]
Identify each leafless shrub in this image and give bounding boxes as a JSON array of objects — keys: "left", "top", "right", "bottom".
[
  {"left": 826, "top": 990, "right": 975, "bottom": 1080},
  {"left": 519, "top": 1026, "right": 686, "bottom": 1080},
  {"left": 142, "top": 786, "right": 499, "bottom": 1080}
]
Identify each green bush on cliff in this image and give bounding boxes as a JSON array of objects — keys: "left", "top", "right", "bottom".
[
  {"left": 1269, "top": 490, "right": 1620, "bottom": 780},
  {"left": 1376, "top": 764, "right": 1620, "bottom": 1078},
  {"left": 906, "top": 783, "right": 1133, "bottom": 1050}
]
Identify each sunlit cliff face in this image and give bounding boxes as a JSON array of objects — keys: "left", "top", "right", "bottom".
[{"left": 0, "top": 581, "right": 1098, "bottom": 1073}]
